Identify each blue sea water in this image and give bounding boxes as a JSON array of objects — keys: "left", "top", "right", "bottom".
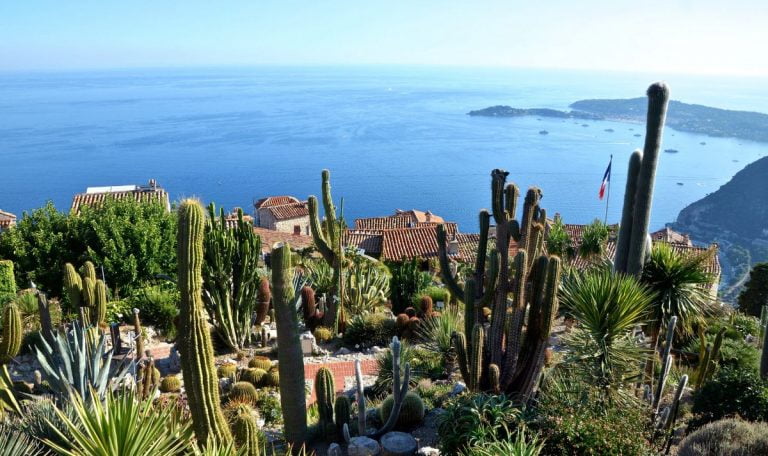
[{"left": 1, "top": 65, "right": 767, "bottom": 233}]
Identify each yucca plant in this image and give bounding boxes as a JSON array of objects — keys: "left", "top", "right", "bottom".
[
  {"left": 641, "top": 242, "right": 716, "bottom": 338},
  {"left": 559, "top": 270, "right": 654, "bottom": 397},
  {"left": 462, "top": 429, "right": 544, "bottom": 456},
  {"left": 0, "top": 424, "right": 46, "bottom": 456},
  {"left": 35, "top": 321, "right": 133, "bottom": 403},
  {"left": 415, "top": 304, "right": 463, "bottom": 377},
  {"left": 45, "top": 390, "right": 194, "bottom": 456}
]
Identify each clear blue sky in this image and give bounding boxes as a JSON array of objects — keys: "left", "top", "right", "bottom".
[{"left": 2, "top": 0, "right": 766, "bottom": 75}]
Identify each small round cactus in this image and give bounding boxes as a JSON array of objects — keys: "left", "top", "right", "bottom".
[
  {"left": 313, "top": 326, "right": 333, "bottom": 343},
  {"left": 419, "top": 296, "right": 434, "bottom": 317},
  {"left": 217, "top": 363, "right": 238, "bottom": 379},
  {"left": 229, "top": 381, "right": 259, "bottom": 404},
  {"left": 265, "top": 369, "right": 280, "bottom": 387},
  {"left": 248, "top": 356, "right": 273, "bottom": 371},
  {"left": 379, "top": 391, "right": 425, "bottom": 429},
  {"left": 240, "top": 368, "right": 267, "bottom": 387},
  {"left": 159, "top": 375, "right": 182, "bottom": 393}
]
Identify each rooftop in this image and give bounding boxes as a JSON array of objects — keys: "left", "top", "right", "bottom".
[
  {"left": 253, "top": 227, "right": 313, "bottom": 253},
  {"left": 0, "top": 209, "right": 17, "bottom": 230},
  {"left": 70, "top": 179, "right": 170, "bottom": 214},
  {"left": 255, "top": 196, "right": 300, "bottom": 209}
]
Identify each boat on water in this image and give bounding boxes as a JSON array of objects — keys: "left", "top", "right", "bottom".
[
  {"left": 677, "top": 182, "right": 684, "bottom": 186},
  {"left": 664, "top": 148, "right": 679, "bottom": 153},
  {"left": 633, "top": 133, "right": 641, "bottom": 137},
  {"left": 604, "top": 128, "right": 614, "bottom": 132},
  {"left": 539, "top": 130, "right": 549, "bottom": 135}
]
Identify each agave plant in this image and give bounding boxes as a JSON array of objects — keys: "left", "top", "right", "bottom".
[
  {"left": 45, "top": 390, "right": 194, "bottom": 456},
  {"left": 343, "top": 259, "right": 390, "bottom": 315},
  {"left": 304, "top": 259, "right": 334, "bottom": 297},
  {"left": 35, "top": 321, "right": 133, "bottom": 403},
  {"left": 415, "top": 304, "right": 463, "bottom": 376},
  {"left": 463, "top": 429, "right": 544, "bottom": 456},
  {"left": 19, "top": 398, "right": 80, "bottom": 452},
  {"left": 559, "top": 270, "right": 653, "bottom": 396},
  {"left": 0, "top": 424, "right": 46, "bottom": 456}
]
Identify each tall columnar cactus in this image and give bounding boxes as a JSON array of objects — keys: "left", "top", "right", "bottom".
[
  {"left": 308, "top": 169, "right": 346, "bottom": 331},
  {"left": 81, "top": 276, "right": 95, "bottom": 324},
  {"left": 653, "top": 316, "right": 677, "bottom": 412},
  {"left": 133, "top": 308, "right": 144, "bottom": 359},
  {"left": 301, "top": 285, "right": 323, "bottom": 331},
  {"left": 92, "top": 279, "right": 108, "bottom": 328},
  {"left": 177, "top": 199, "right": 231, "bottom": 446},
  {"left": 63, "top": 263, "right": 83, "bottom": 311},
  {"left": 614, "top": 82, "right": 670, "bottom": 276},
  {"left": 438, "top": 169, "right": 561, "bottom": 400},
  {"left": 0, "top": 302, "right": 22, "bottom": 364},
  {"left": 344, "top": 337, "right": 411, "bottom": 441},
  {"left": 202, "top": 203, "right": 262, "bottom": 351},
  {"left": 231, "top": 404, "right": 261, "bottom": 456},
  {"left": 272, "top": 242, "right": 307, "bottom": 446},
  {"left": 254, "top": 277, "right": 271, "bottom": 325},
  {"left": 81, "top": 261, "right": 97, "bottom": 283},
  {"left": 334, "top": 395, "right": 351, "bottom": 436},
  {"left": 315, "top": 367, "right": 335, "bottom": 433}
]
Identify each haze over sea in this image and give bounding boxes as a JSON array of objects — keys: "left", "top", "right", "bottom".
[{"left": 2, "top": 66, "right": 767, "bottom": 233}]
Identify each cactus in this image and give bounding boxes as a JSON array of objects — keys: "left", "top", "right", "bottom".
[
  {"left": 395, "top": 314, "right": 410, "bottom": 337},
  {"left": 139, "top": 358, "right": 160, "bottom": 399},
  {"left": 176, "top": 199, "right": 231, "bottom": 445},
  {"left": 81, "top": 261, "right": 97, "bottom": 283},
  {"left": 419, "top": 296, "right": 434, "bottom": 318},
  {"left": 32, "top": 287, "right": 55, "bottom": 347},
  {"left": 92, "top": 279, "right": 108, "bottom": 328},
  {"left": 308, "top": 169, "right": 346, "bottom": 331},
  {"left": 438, "top": 169, "right": 561, "bottom": 400},
  {"left": 265, "top": 369, "right": 280, "bottom": 387},
  {"left": 63, "top": 263, "right": 83, "bottom": 311},
  {"left": 202, "top": 203, "right": 262, "bottom": 351},
  {"left": 334, "top": 395, "right": 351, "bottom": 436},
  {"left": 248, "top": 356, "right": 272, "bottom": 371},
  {"left": 379, "top": 391, "right": 425, "bottom": 429},
  {"left": 654, "top": 316, "right": 677, "bottom": 412},
  {"left": 160, "top": 375, "right": 182, "bottom": 393},
  {"left": 230, "top": 404, "right": 261, "bottom": 456},
  {"left": 132, "top": 308, "right": 144, "bottom": 360},
  {"left": 271, "top": 242, "right": 307, "bottom": 446},
  {"left": 343, "top": 336, "right": 411, "bottom": 442},
  {"left": 218, "top": 363, "right": 238, "bottom": 379},
  {"left": 315, "top": 367, "right": 335, "bottom": 436},
  {"left": 313, "top": 326, "right": 333, "bottom": 343},
  {"left": 240, "top": 368, "right": 267, "bottom": 387},
  {"left": 0, "top": 302, "right": 22, "bottom": 364},
  {"left": 614, "top": 82, "right": 671, "bottom": 276},
  {"left": 255, "top": 277, "right": 271, "bottom": 325},
  {"left": 230, "top": 381, "right": 260, "bottom": 404},
  {"left": 301, "top": 286, "right": 323, "bottom": 331}
]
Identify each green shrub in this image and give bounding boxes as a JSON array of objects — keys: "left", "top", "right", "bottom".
[
  {"left": 685, "top": 334, "right": 759, "bottom": 371},
  {"left": 535, "top": 393, "right": 653, "bottom": 456},
  {"left": 255, "top": 390, "right": 283, "bottom": 425},
  {"left": 106, "top": 299, "right": 132, "bottom": 324},
  {"left": 388, "top": 258, "right": 430, "bottom": 315},
  {"left": 0, "top": 260, "right": 16, "bottom": 294},
  {"left": 343, "top": 313, "right": 396, "bottom": 348},
  {"left": 691, "top": 366, "right": 768, "bottom": 428},
  {"left": 730, "top": 312, "right": 761, "bottom": 339},
  {"left": 414, "top": 286, "right": 450, "bottom": 308},
  {"left": 374, "top": 342, "right": 423, "bottom": 394},
  {"left": 678, "top": 418, "right": 768, "bottom": 456},
  {"left": 129, "top": 285, "right": 179, "bottom": 336},
  {"left": 437, "top": 393, "right": 523, "bottom": 455},
  {"left": 416, "top": 380, "right": 452, "bottom": 410},
  {"left": 461, "top": 430, "right": 544, "bottom": 456}
]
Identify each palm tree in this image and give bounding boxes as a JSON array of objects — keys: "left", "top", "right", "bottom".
[
  {"left": 559, "top": 270, "right": 654, "bottom": 398},
  {"left": 641, "top": 242, "right": 715, "bottom": 339}
]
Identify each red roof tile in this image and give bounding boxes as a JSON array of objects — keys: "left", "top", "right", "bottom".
[
  {"left": 255, "top": 196, "right": 300, "bottom": 209},
  {"left": 344, "top": 230, "right": 383, "bottom": 256},
  {"left": 265, "top": 201, "right": 309, "bottom": 220},
  {"left": 253, "top": 227, "right": 313, "bottom": 253},
  {"left": 355, "top": 210, "right": 446, "bottom": 231},
  {"left": 70, "top": 187, "right": 170, "bottom": 214}
]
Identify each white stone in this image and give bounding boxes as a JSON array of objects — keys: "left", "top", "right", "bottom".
[
  {"left": 348, "top": 436, "right": 381, "bottom": 456},
  {"left": 416, "top": 447, "right": 440, "bottom": 456},
  {"left": 450, "top": 381, "right": 466, "bottom": 396},
  {"left": 300, "top": 331, "right": 316, "bottom": 356}
]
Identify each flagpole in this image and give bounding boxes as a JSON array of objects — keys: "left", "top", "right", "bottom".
[{"left": 604, "top": 154, "right": 612, "bottom": 224}]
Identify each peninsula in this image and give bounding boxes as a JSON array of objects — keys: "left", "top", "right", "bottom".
[{"left": 469, "top": 98, "right": 768, "bottom": 143}]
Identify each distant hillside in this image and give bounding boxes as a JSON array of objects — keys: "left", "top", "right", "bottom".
[
  {"left": 671, "top": 155, "right": 768, "bottom": 302},
  {"left": 469, "top": 98, "right": 768, "bottom": 143}
]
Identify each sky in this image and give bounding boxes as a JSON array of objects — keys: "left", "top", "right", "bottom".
[{"left": 1, "top": 0, "right": 767, "bottom": 75}]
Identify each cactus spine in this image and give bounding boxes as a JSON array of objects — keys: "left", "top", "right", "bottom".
[
  {"left": 231, "top": 405, "right": 261, "bottom": 456},
  {"left": 308, "top": 169, "right": 346, "bottom": 331},
  {"left": 272, "top": 242, "right": 307, "bottom": 446},
  {"left": 614, "top": 82, "right": 670, "bottom": 276},
  {"left": 315, "top": 367, "right": 335, "bottom": 436},
  {"left": 439, "top": 170, "right": 561, "bottom": 400},
  {"left": 177, "top": 199, "right": 231, "bottom": 446}
]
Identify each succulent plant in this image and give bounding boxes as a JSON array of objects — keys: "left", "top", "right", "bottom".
[
  {"left": 240, "top": 368, "right": 267, "bottom": 387},
  {"left": 217, "top": 363, "right": 238, "bottom": 379},
  {"left": 248, "top": 356, "right": 273, "bottom": 371},
  {"left": 314, "top": 367, "right": 335, "bottom": 437},
  {"left": 160, "top": 375, "right": 182, "bottom": 393},
  {"left": 379, "top": 391, "right": 424, "bottom": 429},
  {"left": 229, "top": 381, "right": 259, "bottom": 404},
  {"left": 313, "top": 326, "right": 333, "bottom": 343},
  {"left": 230, "top": 403, "right": 262, "bottom": 456}
]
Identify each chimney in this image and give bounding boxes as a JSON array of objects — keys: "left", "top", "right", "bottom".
[
  {"left": 425, "top": 211, "right": 432, "bottom": 222},
  {"left": 447, "top": 235, "right": 459, "bottom": 255}
]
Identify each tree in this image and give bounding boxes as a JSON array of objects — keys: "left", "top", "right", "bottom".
[
  {"left": 546, "top": 216, "right": 574, "bottom": 258},
  {"left": 579, "top": 219, "right": 610, "bottom": 258},
  {"left": 738, "top": 263, "right": 768, "bottom": 317}
]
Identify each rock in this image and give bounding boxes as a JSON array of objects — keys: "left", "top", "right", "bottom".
[
  {"left": 381, "top": 431, "right": 417, "bottom": 456},
  {"left": 348, "top": 436, "right": 381, "bottom": 456},
  {"left": 450, "top": 382, "right": 466, "bottom": 396},
  {"left": 300, "top": 331, "right": 316, "bottom": 356},
  {"left": 328, "top": 443, "right": 343, "bottom": 456},
  {"left": 334, "top": 347, "right": 351, "bottom": 356},
  {"left": 219, "top": 377, "right": 232, "bottom": 392},
  {"left": 371, "top": 346, "right": 385, "bottom": 354},
  {"left": 416, "top": 447, "right": 440, "bottom": 456}
]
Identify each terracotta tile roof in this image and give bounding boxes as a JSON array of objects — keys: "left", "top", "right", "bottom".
[
  {"left": 255, "top": 196, "right": 300, "bottom": 209},
  {"left": 0, "top": 210, "right": 16, "bottom": 230},
  {"left": 651, "top": 227, "right": 692, "bottom": 246},
  {"left": 380, "top": 226, "right": 445, "bottom": 261},
  {"left": 265, "top": 201, "right": 309, "bottom": 220},
  {"left": 224, "top": 210, "right": 254, "bottom": 229},
  {"left": 253, "top": 227, "right": 313, "bottom": 253},
  {"left": 355, "top": 210, "right": 446, "bottom": 231},
  {"left": 563, "top": 223, "right": 619, "bottom": 244},
  {"left": 70, "top": 183, "right": 170, "bottom": 214},
  {"left": 343, "top": 230, "right": 383, "bottom": 256}
]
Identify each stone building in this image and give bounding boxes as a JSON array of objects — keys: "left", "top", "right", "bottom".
[{"left": 253, "top": 196, "right": 310, "bottom": 235}]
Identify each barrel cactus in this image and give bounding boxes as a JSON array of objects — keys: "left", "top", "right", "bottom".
[
  {"left": 265, "top": 370, "right": 280, "bottom": 387},
  {"left": 240, "top": 368, "right": 267, "bottom": 387},
  {"left": 313, "top": 326, "right": 333, "bottom": 343},
  {"left": 248, "top": 356, "right": 272, "bottom": 371},
  {"left": 230, "top": 381, "right": 259, "bottom": 404},
  {"left": 230, "top": 404, "right": 261, "bottom": 456},
  {"left": 379, "top": 391, "right": 425, "bottom": 429},
  {"left": 160, "top": 376, "right": 182, "bottom": 393},
  {"left": 176, "top": 199, "right": 231, "bottom": 445},
  {"left": 315, "top": 367, "right": 335, "bottom": 436},
  {"left": 217, "top": 363, "right": 238, "bottom": 379}
]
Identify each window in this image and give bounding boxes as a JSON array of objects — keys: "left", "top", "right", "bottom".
[{"left": 294, "top": 225, "right": 301, "bottom": 235}]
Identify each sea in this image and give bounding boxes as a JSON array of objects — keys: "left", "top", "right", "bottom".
[{"left": 2, "top": 65, "right": 768, "bottom": 233}]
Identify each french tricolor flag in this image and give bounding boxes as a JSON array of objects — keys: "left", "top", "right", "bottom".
[{"left": 599, "top": 156, "right": 612, "bottom": 200}]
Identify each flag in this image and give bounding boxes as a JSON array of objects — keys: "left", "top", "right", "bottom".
[{"left": 599, "top": 156, "right": 612, "bottom": 200}]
